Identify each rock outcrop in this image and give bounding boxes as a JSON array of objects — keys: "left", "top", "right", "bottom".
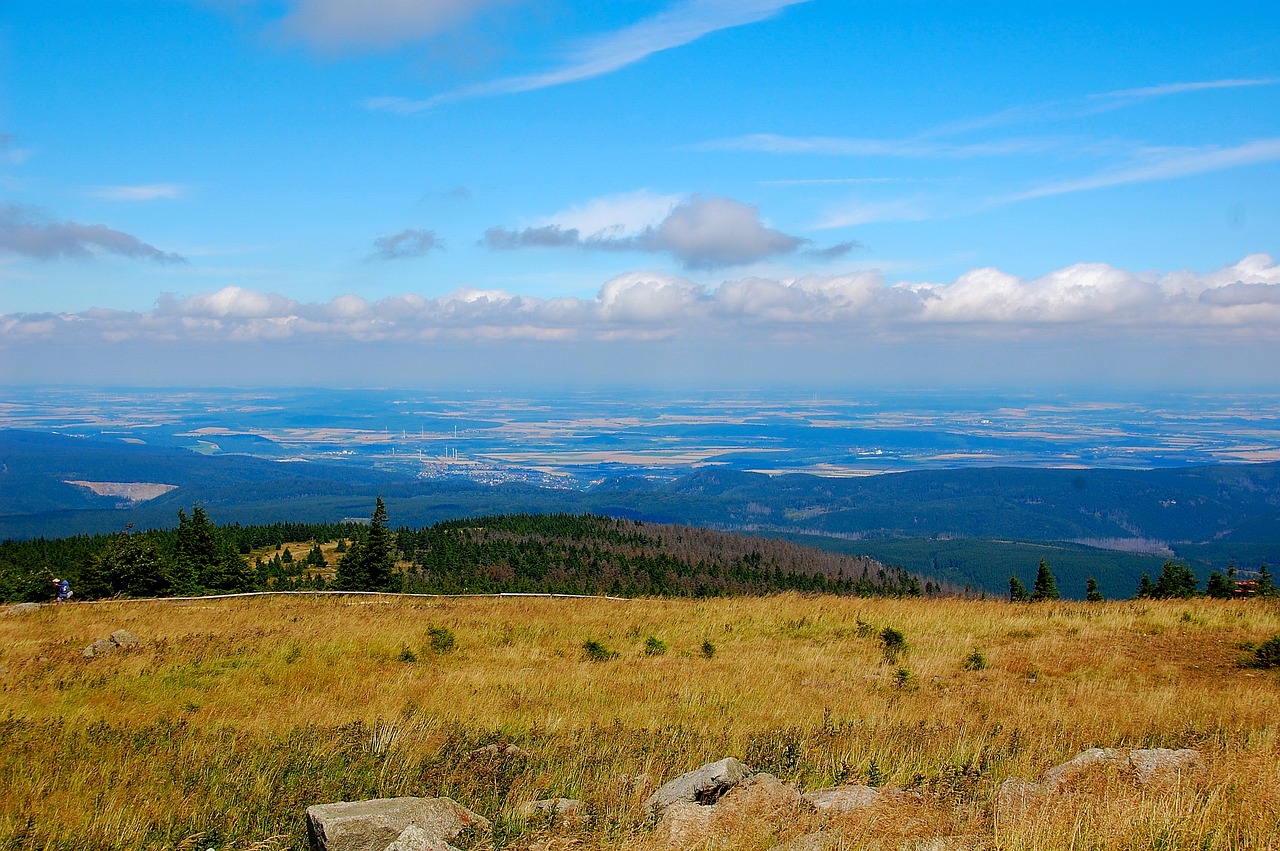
[
  {"left": 306, "top": 796, "right": 489, "bottom": 851},
  {"left": 996, "top": 747, "right": 1205, "bottom": 821},
  {"left": 83, "top": 629, "right": 140, "bottom": 658},
  {"left": 4, "top": 602, "right": 40, "bottom": 616},
  {"left": 644, "top": 757, "right": 751, "bottom": 813}
]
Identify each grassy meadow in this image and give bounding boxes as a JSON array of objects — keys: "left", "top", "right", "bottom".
[{"left": 2, "top": 592, "right": 1279, "bottom": 850}]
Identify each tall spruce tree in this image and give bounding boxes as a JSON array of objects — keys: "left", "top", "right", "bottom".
[
  {"left": 336, "top": 497, "right": 401, "bottom": 592},
  {"left": 1085, "top": 577, "right": 1104, "bottom": 602},
  {"left": 1031, "top": 558, "right": 1060, "bottom": 601}
]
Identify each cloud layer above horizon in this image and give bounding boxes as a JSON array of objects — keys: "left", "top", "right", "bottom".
[{"left": 5, "top": 255, "right": 1277, "bottom": 347}]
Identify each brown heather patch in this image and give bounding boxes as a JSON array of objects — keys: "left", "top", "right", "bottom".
[{"left": 1, "top": 594, "right": 1278, "bottom": 849}]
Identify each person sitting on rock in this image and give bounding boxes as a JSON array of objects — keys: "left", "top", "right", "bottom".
[{"left": 52, "top": 578, "right": 72, "bottom": 603}]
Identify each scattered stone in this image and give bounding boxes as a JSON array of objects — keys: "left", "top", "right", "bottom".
[
  {"left": 4, "top": 602, "right": 40, "bottom": 616},
  {"left": 652, "top": 800, "right": 719, "bottom": 847},
  {"left": 644, "top": 757, "right": 751, "bottom": 813},
  {"left": 109, "top": 629, "right": 139, "bottom": 647},
  {"left": 383, "top": 825, "right": 455, "bottom": 851},
  {"left": 720, "top": 773, "right": 810, "bottom": 814},
  {"left": 306, "top": 796, "right": 489, "bottom": 851},
  {"left": 803, "top": 784, "right": 880, "bottom": 813},
  {"left": 83, "top": 638, "right": 117, "bottom": 659},
  {"left": 1041, "top": 747, "right": 1125, "bottom": 791},
  {"left": 997, "top": 746, "right": 1207, "bottom": 822},
  {"left": 466, "top": 742, "right": 530, "bottom": 761},
  {"left": 1128, "top": 748, "right": 1205, "bottom": 785}
]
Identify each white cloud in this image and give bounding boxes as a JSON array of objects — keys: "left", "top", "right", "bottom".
[
  {"left": 87, "top": 183, "right": 186, "bottom": 202},
  {"left": 370, "top": 228, "right": 442, "bottom": 260},
  {"left": 539, "top": 190, "right": 681, "bottom": 238},
  {"left": 367, "top": 0, "right": 810, "bottom": 112},
  {"left": 6, "top": 255, "right": 1279, "bottom": 347},
  {"left": 699, "top": 133, "right": 1056, "bottom": 159},
  {"left": 483, "top": 195, "right": 815, "bottom": 269}
]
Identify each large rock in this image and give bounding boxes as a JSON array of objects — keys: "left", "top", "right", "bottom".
[
  {"left": 803, "top": 784, "right": 880, "bottom": 813},
  {"left": 719, "top": 773, "right": 810, "bottom": 814},
  {"left": 306, "top": 797, "right": 489, "bottom": 851},
  {"left": 4, "top": 602, "right": 40, "bottom": 616},
  {"left": 1127, "top": 748, "right": 1205, "bottom": 785},
  {"left": 652, "top": 800, "right": 719, "bottom": 847},
  {"left": 109, "top": 629, "right": 139, "bottom": 647},
  {"left": 1042, "top": 747, "right": 1124, "bottom": 791},
  {"left": 644, "top": 757, "right": 751, "bottom": 812},
  {"left": 994, "top": 777, "right": 1045, "bottom": 821},
  {"left": 383, "top": 825, "right": 455, "bottom": 851},
  {"left": 83, "top": 638, "right": 117, "bottom": 658}
]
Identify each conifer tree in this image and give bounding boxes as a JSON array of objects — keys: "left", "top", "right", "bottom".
[
  {"left": 1009, "top": 575, "right": 1028, "bottom": 602},
  {"left": 1085, "top": 577, "right": 1104, "bottom": 602},
  {"left": 336, "top": 497, "right": 401, "bottom": 592},
  {"left": 1031, "top": 558, "right": 1060, "bottom": 601}
]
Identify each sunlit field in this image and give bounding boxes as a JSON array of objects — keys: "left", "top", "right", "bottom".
[{"left": 2, "top": 593, "right": 1278, "bottom": 850}]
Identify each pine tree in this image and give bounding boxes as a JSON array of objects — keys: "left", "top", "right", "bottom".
[
  {"left": 1205, "top": 571, "right": 1234, "bottom": 598},
  {"left": 336, "top": 497, "right": 401, "bottom": 592},
  {"left": 1031, "top": 558, "right": 1060, "bottom": 601},
  {"left": 1153, "top": 560, "right": 1198, "bottom": 598},
  {"left": 1136, "top": 572, "right": 1155, "bottom": 599},
  {"left": 1257, "top": 563, "right": 1276, "bottom": 597},
  {"left": 1009, "top": 575, "right": 1028, "bottom": 602},
  {"left": 1085, "top": 577, "right": 1104, "bottom": 602}
]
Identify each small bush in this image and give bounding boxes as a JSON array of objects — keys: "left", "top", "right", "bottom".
[
  {"left": 582, "top": 639, "right": 619, "bottom": 662},
  {"left": 962, "top": 649, "right": 986, "bottom": 671},
  {"left": 426, "top": 625, "right": 456, "bottom": 653},
  {"left": 643, "top": 636, "right": 668, "bottom": 656},
  {"left": 398, "top": 645, "right": 417, "bottom": 663},
  {"left": 893, "top": 666, "right": 913, "bottom": 689},
  {"left": 1249, "top": 634, "right": 1280, "bottom": 668},
  {"left": 880, "top": 627, "right": 906, "bottom": 663},
  {"left": 854, "top": 616, "right": 876, "bottom": 638},
  {"left": 701, "top": 639, "right": 717, "bottom": 659}
]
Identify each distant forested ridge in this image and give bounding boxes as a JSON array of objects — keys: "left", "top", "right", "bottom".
[{"left": 0, "top": 509, "right": 938, "bottom": 603}]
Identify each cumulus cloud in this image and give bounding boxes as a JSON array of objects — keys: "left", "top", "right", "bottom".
[
  {"left": 5, "top": 255, "right": 1279, "bottom": 347},
  {"left": 370, "top": 228, "right": 442, "bottom": 260},
  {"left": 0, "top": 204, "right": 185, "bottom": 264},
  {"left": 278, "top": 0, "right": 506, "bottom": 52},
  {"left": 483, "top": 196, "right": 819, "bottom": 269}
]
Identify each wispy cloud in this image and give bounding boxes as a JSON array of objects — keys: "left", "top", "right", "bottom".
[
  {"left": 87, "top": 183, "right": 186, "bottom": 202},
  {"left": 0, "top": 204, "right": 186, "bottom": 264},
  {"left": 1007, "top": 138, "right": 1280, "bottom": 202},
  {"left": 367, "top": 0, "right": 810, "bottom": 113},
  {"left": 699, "top": 133, "right": 1059, "bottom": 159}
]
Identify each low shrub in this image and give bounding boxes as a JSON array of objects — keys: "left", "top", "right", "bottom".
[
  {"left": 582, "top": 639, "right": 619, "bottom": 661},
  {"left": 643, "top": 636, "right": 668, "bottom": 656}
]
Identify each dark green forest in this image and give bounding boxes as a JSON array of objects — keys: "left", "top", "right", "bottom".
[{"left": 0, "top": 503, "right": 938, "bottom": 603}]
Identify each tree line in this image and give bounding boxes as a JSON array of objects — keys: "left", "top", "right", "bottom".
[
  {"left": 1009, "top": 557, "right": 1276, "bottom": 602},
  {"left": 0, "top": 499, "right": 938, "bottom": 602}
]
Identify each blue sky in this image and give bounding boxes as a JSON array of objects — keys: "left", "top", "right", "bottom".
[{"left": 2, "top": 1, "right": 1279, "bottom": 388}]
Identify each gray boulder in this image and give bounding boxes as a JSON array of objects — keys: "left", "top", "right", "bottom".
[
  {"left": 306, "top": 796, "right": 489, "bottom": 851},
  {"left": 4, "top": 602, "right": 40, "bottom": 616},
  {"left": 110, "top": 629, "right": 139, "bottom": 647},
  {"left": 1128, "top": 748, "right": 1205, "bottom": 785},
  {"left": 1042, "top": 747, "right": 1124, "bottom": 791},
  {"left": 644, "top": 757, "right": 751, "bottom": 812},
  {"left": 652, "top": 800, "right": 719, "bottom": 847},
  {"left": 382, "top": 825, "right": 455, "bottom": 851},
  {"left": 83, "top": 638, "right": 117, "bottom": 658},
  {"left": 803, "top": 784, "right": 880, "bottom": 813}
]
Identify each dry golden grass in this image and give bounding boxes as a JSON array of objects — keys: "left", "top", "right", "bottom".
[{"left": 2, "top": 593, "right": 1278, "bottom": 849}]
